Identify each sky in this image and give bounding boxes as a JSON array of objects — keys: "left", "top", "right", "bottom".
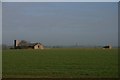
[
  {"left": 2, "top": 2, "right": 118, "bottom": 46},
  {"left": 0, "top": 2, "right": 1, "bottom": 46},
  {"left": 1, "top": 0, "right": 120, "bottom": 2}
]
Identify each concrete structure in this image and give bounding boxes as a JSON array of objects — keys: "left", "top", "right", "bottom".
[
  {"left": 14, "top": 40, "right": 20, "bottom": 49},
  {"left": 14, "top": 40, "right": 44, "bottom": 49}
]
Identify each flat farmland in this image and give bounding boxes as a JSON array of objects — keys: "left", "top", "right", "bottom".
[{"left": 2, "top": 48, "right": 118, "bottom": 78}]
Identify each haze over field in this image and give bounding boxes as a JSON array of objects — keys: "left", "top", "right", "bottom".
[{"left": 2, "top": 2, "right": 118, "bottom": 46}]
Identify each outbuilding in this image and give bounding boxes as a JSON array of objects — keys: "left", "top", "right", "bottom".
[{"left": 14, "top": 40, "right": 44, "bottom": 49}]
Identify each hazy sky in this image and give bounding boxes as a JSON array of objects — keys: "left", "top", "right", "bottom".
[
  {"left": 2, "top": 0, "right": 120, "bottom": 2},
  {"left": 0, "top": 2, "right": 2, "bottom": 45},
  {"left": 2, "top": 2, "right": 118, "bottom": 46}
]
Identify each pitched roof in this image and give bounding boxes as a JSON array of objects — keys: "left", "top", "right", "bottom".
[{"left": 28, "top": 43, "right": 42, "bottom": 46}]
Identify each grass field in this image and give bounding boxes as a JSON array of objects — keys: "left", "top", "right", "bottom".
[{"left": 2, "top": 48, "right": 118, "bottom": 78}]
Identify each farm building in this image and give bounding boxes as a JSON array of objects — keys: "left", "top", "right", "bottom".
[
  {"left": 14, "top": 40, "right": 44, "bottom": 49},
  {"left": 103, "top": 45, "right": 112, "bottom": 49}
]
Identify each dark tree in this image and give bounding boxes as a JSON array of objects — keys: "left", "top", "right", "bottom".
[{"left": 18, "top": 40, "right": 29, "bottom": 46}]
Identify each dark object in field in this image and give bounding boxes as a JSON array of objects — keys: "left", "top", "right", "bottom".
[{"left": 103, "top": 45, "right": 112, "bottom": 49}]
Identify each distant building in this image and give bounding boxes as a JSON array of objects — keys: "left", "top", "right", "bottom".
[
  {"left": 103, "top": 45, "right": 112, "bottom": 49},
  {"left": 14, "top": 40, "right": 44, "bottom": 49}
]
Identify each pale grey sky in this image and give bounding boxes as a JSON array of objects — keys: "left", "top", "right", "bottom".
[
  {"left": 2, "top": 0, "right": 120, "bottom": 2},
  {"left": 0, "top": 2, "right": 2, "bottom": 45},
  {"left": 2, "top": 2, "right": 118, "bottom": 46}
]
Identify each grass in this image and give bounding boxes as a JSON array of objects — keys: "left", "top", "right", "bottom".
[{"left": 2, "top": 48, "right": 118, "bottom": 78}]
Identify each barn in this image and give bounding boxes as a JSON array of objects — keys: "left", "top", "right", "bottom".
[
  {"left": 28, "top": 43, "right": 44, "bottom": 49},
  {"left": 14, "top": 40, "right": 44, "bottom": 49}
]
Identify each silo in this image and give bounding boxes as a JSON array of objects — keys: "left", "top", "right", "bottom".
[{"left": 14, "top": 40, "right": 20, "bottom": 49}]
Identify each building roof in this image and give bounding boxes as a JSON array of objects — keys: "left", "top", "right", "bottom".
[{"left": 28, "top": 43, "right": 42, "bottom": 47}]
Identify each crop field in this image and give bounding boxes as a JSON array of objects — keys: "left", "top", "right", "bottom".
[{"left": 2, "top": 48, "right": 118, "bottom": 78}]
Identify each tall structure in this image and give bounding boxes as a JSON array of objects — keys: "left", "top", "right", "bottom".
[{"left": 14, "top": 40, "right": 20, "bottom": 49}]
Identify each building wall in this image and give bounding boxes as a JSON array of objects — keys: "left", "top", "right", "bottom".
[{"left": 34, "top": 44, "right": 44, "bottom": 49}]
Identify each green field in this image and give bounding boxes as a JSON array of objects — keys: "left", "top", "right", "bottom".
[{"left": 2, "top": 48, "right": 118, "bottom": 78}]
